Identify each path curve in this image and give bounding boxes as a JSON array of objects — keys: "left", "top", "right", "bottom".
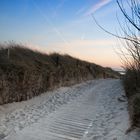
[{"left": 3, "top": 79, "right": 140, "bottom": 140}]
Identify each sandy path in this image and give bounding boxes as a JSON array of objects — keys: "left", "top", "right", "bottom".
[{"left": 1, "top": 79, "right": 139, "bottom": 140}]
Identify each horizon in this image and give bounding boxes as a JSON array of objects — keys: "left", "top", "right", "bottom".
[{"left": 0, "top": 0, "right": 130, "bottom": 70}]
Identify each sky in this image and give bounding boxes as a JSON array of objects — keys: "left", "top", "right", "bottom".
[{"left": 0, "top": 0, "right": 130, "bottom": 69}]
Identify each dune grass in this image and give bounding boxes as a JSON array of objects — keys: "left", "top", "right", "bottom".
[
  {"left": 0, "top": 43, "right": 120, "bottom": 104},
  {"left": 123, "top": 69, "right": 140, "bottom": 128}
]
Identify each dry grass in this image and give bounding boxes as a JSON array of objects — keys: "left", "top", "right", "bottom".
[
  {"left": 0, "top": 43, "right": 120, "bottom": 104},
  {"left": 123, "top": 69, "right": 140, "bottom": 127}
]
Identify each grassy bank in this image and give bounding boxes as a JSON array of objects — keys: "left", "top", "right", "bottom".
[
  {"left": 123, "top": 69, "right": 140, "bottom": 128},
  {"left": 0, "top": 43, "right": 120, "bottom": 105}
]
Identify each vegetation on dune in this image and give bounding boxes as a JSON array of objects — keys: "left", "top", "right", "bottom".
[
  {"left": 93, "top": 0, "right": 140, "bottom": 129},
  {"left": 0, "top": 43, "right": 119, "bottom": 105},
  {"left": 113, "top": 0, "right": 140, "bottom": 128}
]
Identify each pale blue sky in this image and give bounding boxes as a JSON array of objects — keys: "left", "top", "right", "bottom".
[{"left": 0, "top": 0, "right": 130, "bottom": 69}]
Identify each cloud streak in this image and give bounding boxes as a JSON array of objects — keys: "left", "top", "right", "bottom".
[
  {"left": 85, "top": 0, "right": 112, "bottom": 16},
  {"left": 52, "top": 0, "right": 66, "bottom": 18}
]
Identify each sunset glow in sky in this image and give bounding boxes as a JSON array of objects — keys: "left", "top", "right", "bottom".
[{"left": 0, "top": 0, "right": 130, "bottom": 69}]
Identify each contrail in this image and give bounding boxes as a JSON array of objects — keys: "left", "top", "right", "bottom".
[{"left": 32, "top": 0, "right": 71, "bottom": 47}]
